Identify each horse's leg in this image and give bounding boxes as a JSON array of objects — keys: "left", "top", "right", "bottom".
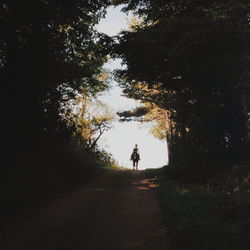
[
  {"left": 133, "top": 160, "right": 135, "bottom": 171},
  {"left": 136, "top": 160, "right": 138, "bottom": 171}
]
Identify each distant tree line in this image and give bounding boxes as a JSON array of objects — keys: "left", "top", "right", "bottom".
[{"left": 113, "top": 0, "right": 250, "bottom": 173}]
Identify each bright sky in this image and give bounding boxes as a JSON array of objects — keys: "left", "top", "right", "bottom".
[{"left": 96, "top": 6, "right": 168, "bottom": 170}]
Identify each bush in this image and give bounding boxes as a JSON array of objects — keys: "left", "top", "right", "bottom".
[{"left": 0, "top": 137, "right": 109, "bottom": 219}]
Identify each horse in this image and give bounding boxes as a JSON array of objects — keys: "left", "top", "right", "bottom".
[{"left": 131, "top": 152, "right": 140, "bottom": 171}]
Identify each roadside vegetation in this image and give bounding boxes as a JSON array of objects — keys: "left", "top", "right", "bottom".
[
  {"left": 146, "top": 161, "right": 250, "bottom": 250},
  {"left": 115, "top": 1, "right": 250, "bottom": 248},
  {"left": 1, "top": 1, "right": 250, "bottom": 249},
  {"left": 0, "top": 140, "right": 119, "bottom": 220},
  {"left": 0, "top": 1, "right": 116, "bottom": 220}
]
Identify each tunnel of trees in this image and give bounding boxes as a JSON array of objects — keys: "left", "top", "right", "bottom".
[
  {"left": 114, "top": 0, "right": 250, "bottom": 175},
  {"left": 0, "top": 0, "right": 250, "bottom": 211}
]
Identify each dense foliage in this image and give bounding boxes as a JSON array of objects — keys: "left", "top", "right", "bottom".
[
  {"left": 0, "top": 1, "right": 119, "bottom": 218},
  {"left": 113, "top": 0, "right": 250, "bottom": 172},
  {"left": 1, "top": 0, "right": 113, "bottom": 164}
]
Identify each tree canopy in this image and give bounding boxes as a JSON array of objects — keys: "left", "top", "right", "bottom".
[
  {"left": 2, "top": 0, "right": 250, "bottom": 174},
  {"left": 113, "top": 0, "right": 250, "bottom": 170},
  {"left": 1, "top": 0, "right": 112, "bottom": 159}
]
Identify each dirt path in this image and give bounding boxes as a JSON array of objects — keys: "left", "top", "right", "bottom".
[{"left": 0, "top": 170, "right": 169, "bottom": 250}]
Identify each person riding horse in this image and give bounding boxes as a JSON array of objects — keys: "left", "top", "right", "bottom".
[{"left": 130, "top": 144, "right": 140, "bottom": 171}]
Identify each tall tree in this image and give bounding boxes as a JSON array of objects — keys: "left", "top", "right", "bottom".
[
  {"left": 113, "top": 0, "right": 250, "bottom": 169},
  {"left": 0, "top": 1, "right": 112, "bottom": 158}
]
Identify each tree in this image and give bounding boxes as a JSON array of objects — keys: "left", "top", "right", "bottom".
[
  {"left": 72, "top": 94, "right": 115, "bottom": 152},
  {"left": 0, "top": 1, "right": 112, "bottom": 159},
  {"left": 112, "top": 0, "right": 250, "bottom": 170}
]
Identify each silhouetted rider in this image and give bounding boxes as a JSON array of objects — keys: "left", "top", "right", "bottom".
[{"left": 130, "top": 144, "right": 140, "bottom": 161}]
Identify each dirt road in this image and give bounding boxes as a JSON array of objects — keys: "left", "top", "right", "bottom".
[{"left": 1, "top": 170, "right": 169, "bottom": 250}]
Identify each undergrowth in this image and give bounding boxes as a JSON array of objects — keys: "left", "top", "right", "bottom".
[
  {"left": 146, "top": 162, "right": 250, "bottom": 250},
  {"left": 0, "top": 139, "right": 117, "bottom": 221}
]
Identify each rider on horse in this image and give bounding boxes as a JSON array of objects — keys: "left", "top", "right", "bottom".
[{"left": 130, "top": 144, "right": 140, "bottom": 170}]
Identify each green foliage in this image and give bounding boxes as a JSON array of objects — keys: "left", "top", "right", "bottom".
[
  {"left": 0, "top": 139, "right": 105, "bottom": 219},
  {"left": 160, "top": 183, "right": 249, "bottom": 250},
  {"left": 117, "top": 105, "right": 149, "bottom": 121},
  {"left": 70, "top": 94, "right": 115, "bottom": 151},
  {"left": 0, "top": 135, "right": 120, "bottom": 220},
  {"left": 146, "top": 167, "right": 250, "bottom": 250},
  {"left": 113, "top": 0, "right": 250, "bottom": 171},
  {"left": 0, "top": 1, "right": 118, "bottom": 218},
  {"left": 1, "top": 0, "right": 112, "bottom": 161}
]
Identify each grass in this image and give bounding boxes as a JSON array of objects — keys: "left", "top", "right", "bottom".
[
  {"left": 146, "top": 166, "right": 250, "bottom": 250},
  {"left": 0, "top": 140, "right": 117, "bottom": 221}
]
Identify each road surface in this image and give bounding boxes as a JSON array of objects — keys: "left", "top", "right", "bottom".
[{"left": 1, "top": 170, "right": 170, "bottom": 250}]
